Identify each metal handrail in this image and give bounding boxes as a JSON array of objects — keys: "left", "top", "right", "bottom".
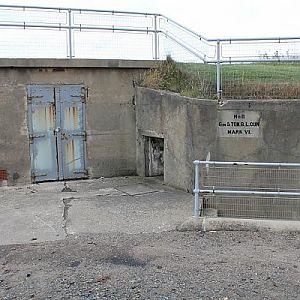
[
  {"left": 1, "top": 4, "right": 300, "bottom": 98},
  {"left": 0, "top": 4, "right": 161, "bottom": 16},
  {"left": 194, "top": 160, "right": 300, "bottom": 167}
]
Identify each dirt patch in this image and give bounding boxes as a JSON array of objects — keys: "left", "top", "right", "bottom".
[{"left": 0, "top": 231, "right": 299, "bottom": 299}]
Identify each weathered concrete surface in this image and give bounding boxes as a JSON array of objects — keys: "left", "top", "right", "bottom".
[
  {"left": 177, "top": 216, "right": 300, "bottom": 232},
  {"left": 216, "top": 100, "right": 300, "bottom": 162},
  {"left": 0, "top": 195, "right": 65, "bottom": 245},
  {"left": 135, "top": 88, "right": 300, "bottom": 219},
  {"left": 136, "top": 87, "right": 218, "bottom": 191},
  {"left": 0, "top": 58, "right": 157, "bottom": 68},
  {"left": 0, "top": 60, "right": 154, "bottom": 185},
  {"left": 0, "top": 177, "right": 191, "bottom": 246},
  {"left": 136, "top": 88, "right": 300, "bottom": 190}
]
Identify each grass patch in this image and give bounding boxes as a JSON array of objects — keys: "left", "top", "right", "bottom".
[
  {"left": 139, "top": 58, "right": 300, "bottom": 99},
  {"left": 222, "top": 63, "right": 300, "bottom": 99},
  {"left": 139, "top": 56, "right": 216, "bottom": 99}
]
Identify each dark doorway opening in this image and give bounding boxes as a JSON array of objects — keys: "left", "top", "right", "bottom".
[{"left": 144, "top": 136, "right": 164, "bottom": 177}]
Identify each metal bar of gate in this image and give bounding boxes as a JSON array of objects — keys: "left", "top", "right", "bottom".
[
  {"left": 193, "top": 160, "right": 300, "bottom": 218},
  {"left": 194, "top": 160, "right": 300, "bottom": 167},
  {"left": 200, "top": 189, "right": 300, "bottom": 197},
  {"left": 193, "top": 160, "right": 200, "bottom": 218}
]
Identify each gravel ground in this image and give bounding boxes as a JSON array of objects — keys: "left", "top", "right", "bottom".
[{"left": 1, "top": 230, "right": 300, "bottom": 299}]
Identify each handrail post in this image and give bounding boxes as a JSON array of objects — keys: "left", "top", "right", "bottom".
[
  {"left": 193, "top": 160, "right": 201, "bottom": 218},
  {"left": 68, "top": 9, "right": 73, "bottom": 59},
  {"left": 216, "top": 40, "right": 221, "bottom": 100},
  {"left": 154, "top": 15, "right": 159, "bottom": 60}
]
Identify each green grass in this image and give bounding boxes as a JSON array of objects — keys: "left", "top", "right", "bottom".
[
  {"left": 222, "top": 63, "right": 300, "bottom": 83},
  {"left": 180, "top": 62, "right": 300, "bottom": 83},
  {"left": 139, "top": 58, "right": 300, "bottom": 99}
]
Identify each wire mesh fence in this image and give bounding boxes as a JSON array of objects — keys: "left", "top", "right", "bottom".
[
  {"left": 220, "top": 38, "right": 300, "bottom": 63},
  {"left": 201, "top": 164, "right": 300, "bottom": 192},
  {"left": 0, "top": 5, "right": 159, "bottom": 60},
  {"left": 1, "top": 5, "right": 300, "bottom": 99},
  {"left": 72, "top": 30, "right": 154, "bottom": 59},
  {"left": 0, "top": 28, "right": 69, "bottom": 58},
  {"left": 203, "top": 194, "right": 300, "bottom": 220},
  {"left": 194, "top": 161, "right": 300, "bottom": 221}
]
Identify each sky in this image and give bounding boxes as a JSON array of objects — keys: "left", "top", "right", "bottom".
[{"left": 0, "top": 0, "right": 299, "bottom": 39}]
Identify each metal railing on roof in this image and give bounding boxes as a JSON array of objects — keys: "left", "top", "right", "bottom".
[{"left": 1, "top": 4, "right": 300, "bottom": 98}]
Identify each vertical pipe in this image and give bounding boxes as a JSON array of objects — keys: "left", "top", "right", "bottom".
[
  {"left": 68, "top": 9, "right": 73, "bottom": 59},
  {"left": 216, "top": 40, "right": 221, "bottom": 100},
  {"left": 193, "top": 160, "right": 200, "bottom": 218},
  {"left": 154, "top": 15, "right": 159, "bottom": 60}
]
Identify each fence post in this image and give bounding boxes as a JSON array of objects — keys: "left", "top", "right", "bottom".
[
  {"left": 154, "top": 15, "right": 159, "bottom": 60},
  {"left": 193, "top": 160, "right": 201, "bottom": 218},
  {"left": 68, "top": 9, "right": 73, "bottom": 59},
  {"left": 216, "top": 40, "right": 221, "bottom": 100}
]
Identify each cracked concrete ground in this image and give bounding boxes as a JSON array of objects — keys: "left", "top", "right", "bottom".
[
  {"left": 1, "top": 177, "right": 300, "bottom": 299},
  {"left": 0, "top": 176, "right": 191, "bottom": 246}
]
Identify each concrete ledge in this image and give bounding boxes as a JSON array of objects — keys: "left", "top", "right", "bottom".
[
  {"left": 177, "top": 216, "right": 300, "bottom": 233},
  {"left": 0, "top": 58, "right": 158, "bottom": 69}
]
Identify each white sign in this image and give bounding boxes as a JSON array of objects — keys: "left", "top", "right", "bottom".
[{"left": 218, "top": 111, "right": 261, "bottom": 138}]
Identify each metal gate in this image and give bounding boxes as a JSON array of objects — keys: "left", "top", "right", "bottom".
[
  {"left": 192, "top": 160, "right": 300, "bottom": 220},
  {"left": 27, "top": 85, "right": 87, "bottom": 182}
]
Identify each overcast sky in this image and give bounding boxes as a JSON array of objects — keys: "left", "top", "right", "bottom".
[{"left": 0, "top": 0, "right": 298, "bottom": 39}]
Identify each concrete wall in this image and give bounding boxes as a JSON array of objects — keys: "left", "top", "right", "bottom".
[
  {"left": 136, "top": 87, "right": 300, "bottom": 191},
  {"left": 136, "top": 88, "right": 217, "bottom": 191},
  {"left": 0, "top": 59, "right": 155, "bottom": 184}
]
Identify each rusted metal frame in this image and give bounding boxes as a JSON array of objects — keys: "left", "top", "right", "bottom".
[{"left": 26, "top": 87, "right": 35, "bottom": 182}]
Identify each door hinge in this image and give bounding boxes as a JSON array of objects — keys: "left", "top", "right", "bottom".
[
  {"left": 29, "top": 133, "right": 46, "bottom": 140},
  {"left": 70, "top": 87, "right": 87, "bottom": 103},
  {"left": 73, "top": 169, "right": 88, "bottom": 175},
  {"left": 72, "top": 132, "right": 87, "bottom": 140},
  {"left": 27, "top": 95, "right": 44, "bottom": 104},
  {"left": 31, "top": 172, "right": 47, "bottom": 181},
  {"left": 81, "top": 87, "right": 87, "bottom": 103}
]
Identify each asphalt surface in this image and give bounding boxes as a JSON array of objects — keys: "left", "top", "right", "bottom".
[{"left": 0, "top": 177, "right": 300, "bottom": 299}]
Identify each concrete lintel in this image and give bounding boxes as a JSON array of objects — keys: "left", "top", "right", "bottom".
[
  {"left": 0, "top": 58, "right": 158, "bottom": 69},
  {"left": 139, "top": 130, "right": 164, "bottom": 139},
  {"left": 177, "top": 216, "right": 300, "bottom": 233}
]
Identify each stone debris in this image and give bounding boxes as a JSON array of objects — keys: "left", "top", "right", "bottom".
[{"left": 61, "top": 182, "right": 76, "bottom": 193}]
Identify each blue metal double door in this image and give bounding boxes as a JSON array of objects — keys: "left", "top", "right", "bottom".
[{"left": 27, "top": 85, "right": 87, "bottom": 183}]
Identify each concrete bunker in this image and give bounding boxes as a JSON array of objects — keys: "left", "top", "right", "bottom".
[
  {"left": 0, "top": 59, "right": 155, "bottom": 185},
  {"left": 135, "top": 87, "right": 300, "bottom": 221}
]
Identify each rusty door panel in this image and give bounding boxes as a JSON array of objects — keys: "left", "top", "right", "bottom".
[
  {"left": 58, "top": 85, "right": 87, "bottom": 180},
  {"left": 59, "top": 85, "right": 86, "bottom": 179},
  {"left": 27, "top": 85, "right": 58, "bottom": 182},
  {"left": 27, "top": 84, "right": 87, "bottom": 183}
]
